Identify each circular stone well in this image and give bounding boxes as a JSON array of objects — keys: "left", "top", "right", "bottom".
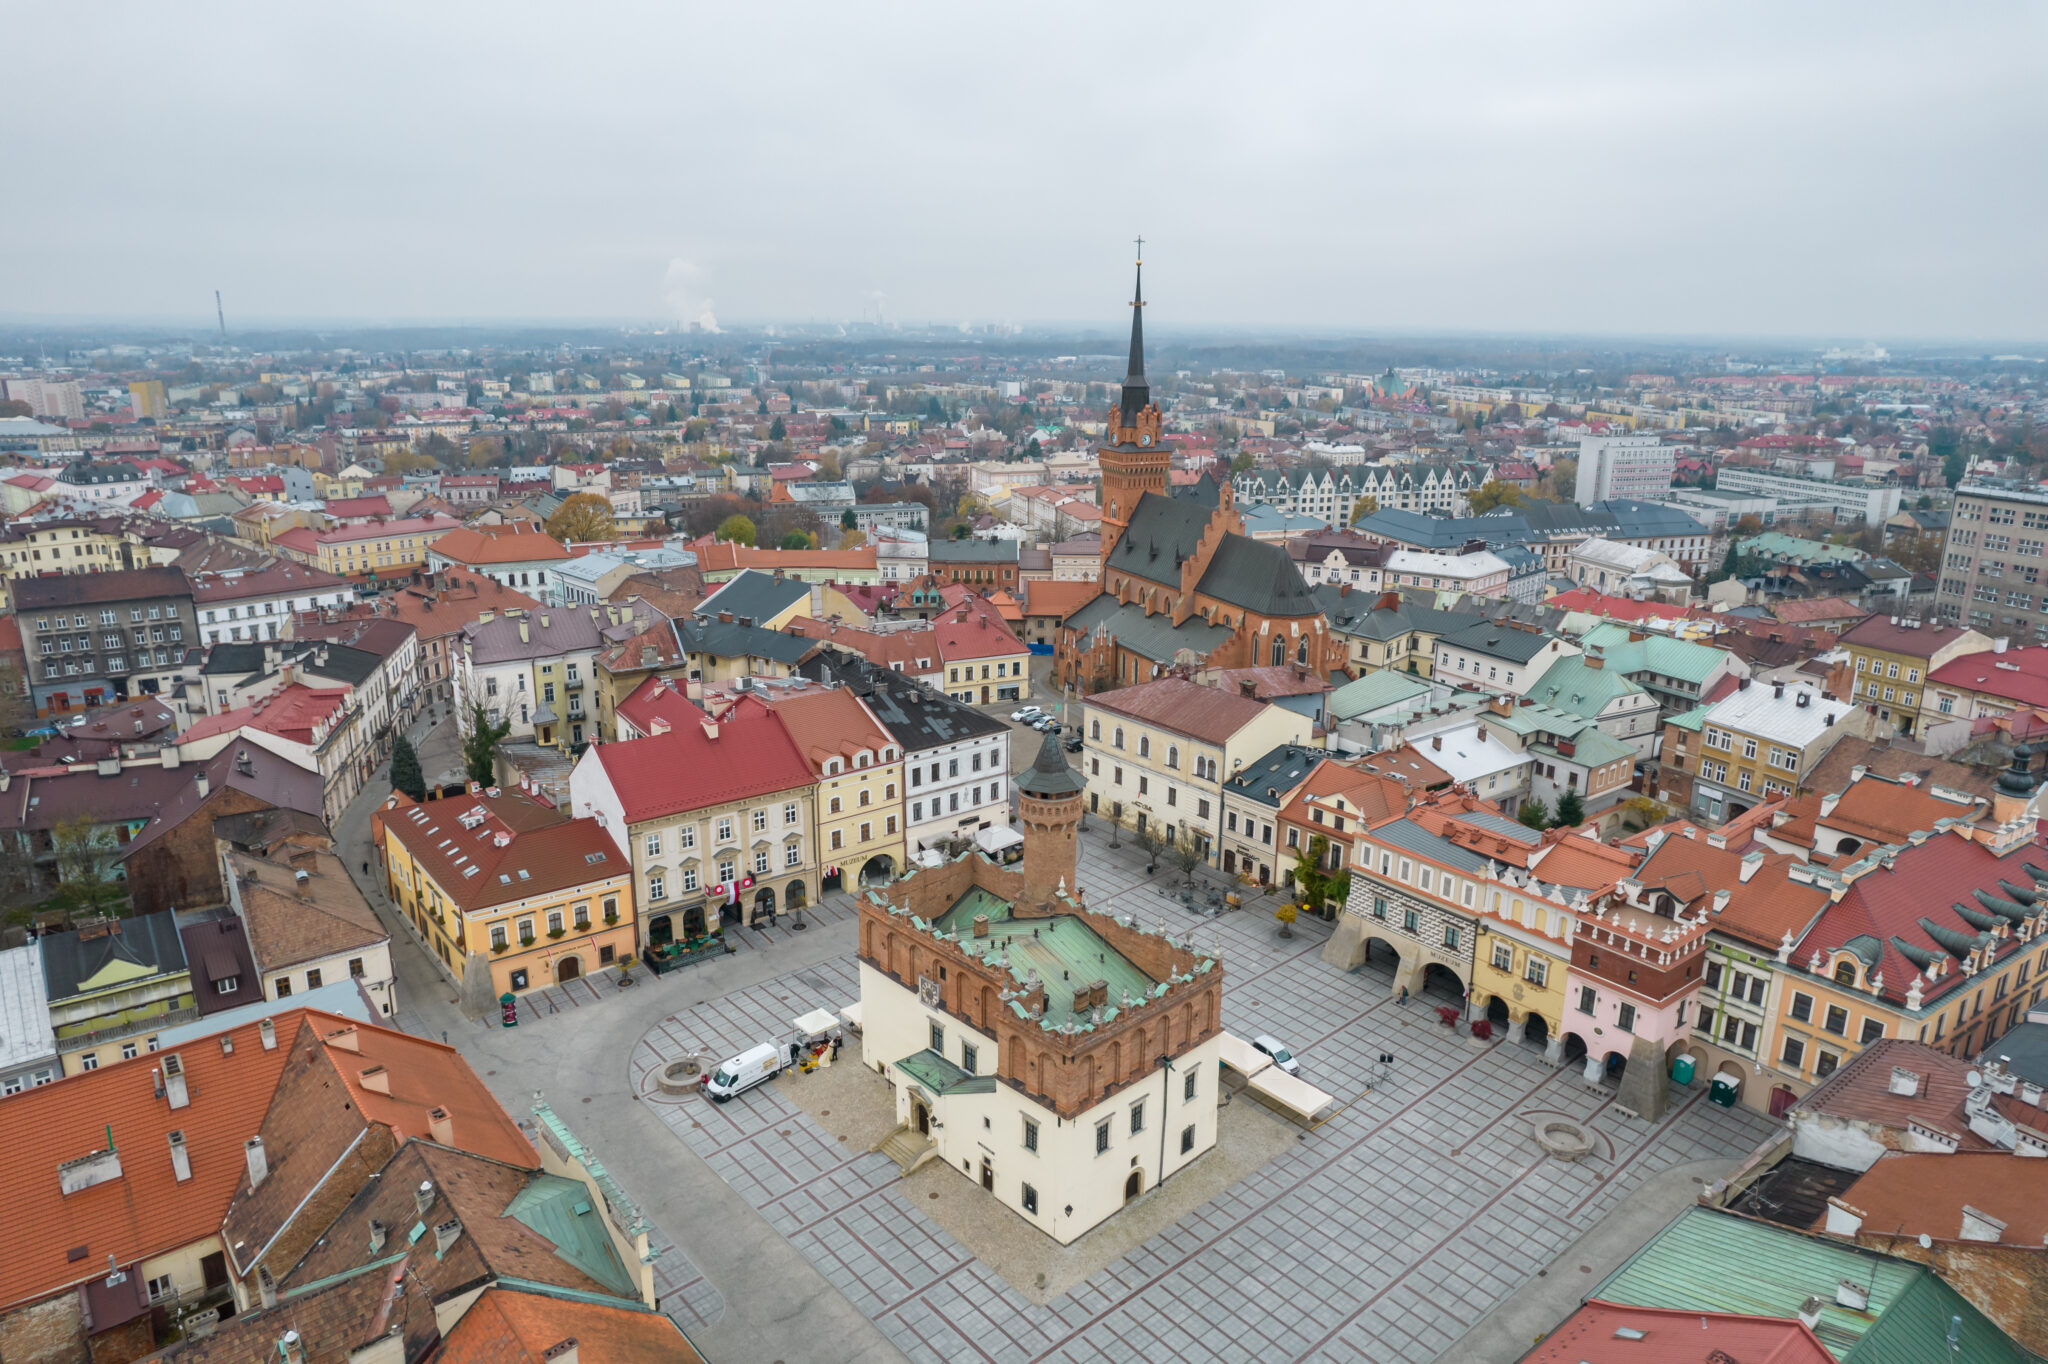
[
  {"left": 657, "top": 1060, "right": 702, "bottom": 1095},
  {"left": 1533, "top": 1117, "right": 1596, "bottom": 1161}
]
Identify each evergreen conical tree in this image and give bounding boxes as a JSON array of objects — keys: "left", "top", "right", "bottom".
[
  {"left": 390, "top": 734, "right": 426, "bottom": 801},
  {"left": 1552, "top": 789, "right": 1585, "bottom": 829}
]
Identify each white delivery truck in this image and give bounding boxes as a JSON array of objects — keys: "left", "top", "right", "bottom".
[{"left": 704, "top": 1041, "right": 795, "bottom": 1102}]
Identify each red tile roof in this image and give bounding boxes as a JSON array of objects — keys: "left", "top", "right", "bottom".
[
  {"left": 931, "top": 605, "right": 1028, "bottom": 662},
  {"left": 1787, "top": 1039, "right": 2009, "bottom": 1149},
  {"left": 1793, "top": 830, "right": 2045, "bottom": 1009},
  {"left": 432, "top": 1286, "right": 703, "bottom": 1363},
  {"left": 1834, "top": 1150, "right": 2048, "bottom": 1244},
  {"left": 755, "top": 686, "right": 894, "bottom": 771},
  {"left": 1088, "top": 677, "right": 1277, "bottom": 745},
  {"left": 0, "top": 1009, "right": 311, "bottom": 1312},
  {"left": 321, "top": 494, "right": 394, "bottom": 519},
  {"left": 1927, "top": 645, "right": 2048, "bottom": 710},
  {"left": 1021, "top": 579, "right": 1100, "bottom": 621},
  {"left": 584, "top": 693, "right": 814, "bottom": 821},
  {"left": 613, "top": 675, "right": 705, "bottom": 739},
  {"left": 431, "top": 524, "right": 571, "bottom": 565},
  {"left": 180, "top": 684, "right": 351, "bottom": 746},
  {"left": 1522, "top": 1300, "right": 1831, "bottom": 1364},
  {"left": 374, "top": 789, "right": 624, "bottom": 914},
  {"left": 1771, "top": 597, "right": 1866, "bottom": 625},
  {"left": 1838, "top": 615, "right": 1979, "bottom": 658},
  {"left": 1548, "top": 588, "right": 1700, "bottom": 624}
]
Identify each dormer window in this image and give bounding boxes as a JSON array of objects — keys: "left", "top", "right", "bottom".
[{"left": 1833, "top": 960, "right": 1857, "bottom": 987}]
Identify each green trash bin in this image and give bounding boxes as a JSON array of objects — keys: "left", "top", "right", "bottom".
[
  {"left": 1709, "top": 1073, "right": 1738, "bottom": 1108},
  {"left": 1671, "top": 1053, "right": 1697, "bottom": 1086}
]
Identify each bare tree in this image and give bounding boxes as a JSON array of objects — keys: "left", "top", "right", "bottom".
[
  {"left": 1135, "top": 821, "right": 1167, "bottom": 875},
  {"left": 1169, "top": 828, "right": 1205, "bottom": 886}
]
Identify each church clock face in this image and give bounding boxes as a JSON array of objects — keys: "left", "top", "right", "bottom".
[{"left": 1139, "top": 433, "right": 1152, "bottom": 446}]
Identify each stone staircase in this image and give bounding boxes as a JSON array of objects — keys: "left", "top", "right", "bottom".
[{"left": 871, "top": 1123, "right": 940, "bottom": 1176}]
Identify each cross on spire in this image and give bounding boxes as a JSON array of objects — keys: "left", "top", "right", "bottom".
[{"left": 1120, "top": 242, "right": 1150, "bottom": 424}]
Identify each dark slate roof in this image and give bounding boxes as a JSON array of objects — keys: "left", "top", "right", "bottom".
[
  {"left": 1196, "top": 534, "right": 1321, "bottom": 617},
  {"left": 1591, "top": 499, "right": 1709, "bottom": 537},
  {"left": 14, "top": 565, "right": 192, "bottom": 610},
  {"left": 929, "top": 539, "right": 1021, "bottom": 564},
  {"left": 676, "top": 617, "right": 818, "bottom": 666},
  {"left": 199, "top": 638, "right": 381, "bottom": 689},
  {"left": 178, "top": 913, "right": 261, "bottom": 1017},
  {"left": 1175, "top": 469, "right": 1222, "bottom": 509},
  {"left": 1222, "top": 742, "right": 1323, "bottom": 809},
  {"left": 697, "top": 569, "right": 810, "bottom": 624},
  {"left": 1017, "top": 729, "right": 1085, "bottom": 799},
  {"left": 1370, "top": 817, "right": 1493, "bottom": 874},
  {"left": 1316, "top": 584, "right": 1479, "bottom": 641},
  {"left": 1108, "top": 493, "right": 1214, "bottom": 589},
  {"left": 1064, "top": 594, "right": 1234, "bottom": 665},
  {"left": 794, "top": 653, "right": 1005, "bottom": 753},
  {"left": 1437, "top": 619, "right": 1557, "bottom": 664},
  {"left": 40, "top": 909, "right": 188, "bottom": 1001}
]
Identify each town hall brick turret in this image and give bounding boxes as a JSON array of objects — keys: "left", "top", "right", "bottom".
[{"left": 1056, "top": 252, "right": 1347, "bottom": 693}]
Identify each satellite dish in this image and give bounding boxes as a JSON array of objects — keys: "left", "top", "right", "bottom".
[
  {"left": 1966, "top": 1070, "right": 1982, "bottom": 1088},
  {"left": 1919, "top": 1233, "right": 1934, "bottom": 1250}
]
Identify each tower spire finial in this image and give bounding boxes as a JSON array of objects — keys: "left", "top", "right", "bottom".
[{"left": 1120, "top": 238, "right": 1150, "bottom": 426}]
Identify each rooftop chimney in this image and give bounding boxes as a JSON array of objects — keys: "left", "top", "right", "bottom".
[
  {"left": 168, "top": 1130, "right": 191, "bottom": 1183},
  {"left": 244, "top": 1136, "right": 269, "bottom": 1190},
  {"left": 1888, "top": 1066, "right": 1922, "bottom": 1097},
  {"left": 162, "top": 1052, "right": 189, "bottom": 1109},
  {"left": 414, "top": 1180, "right": 435, "bottom": 1216},
  {"left": 369, "top": 1219, "right": 387, "bottom": 1253},
  {"left": 357, "top": 1065, "right": 390, "bottom": 1095},
  {"left": 277, "top": 1326, "right": 303, "bottom": 1363},
  {"left": 326, "top": 1025, "right": 360, "bottom": 1053},
  {"left": 1796, "top": 1296, "right": 1823, "bottom": 1332},
  {"left": 433, "top": 1219, "right": 462, "bottom": 1255},
  {"left": 194, "top": 768, "right": 210, "bottom": 800},
  {"left": 542, "top": 1340, "right": 581, "bottom": 1364},
  {"left": 258, "top": 1017, "right": 276, "bottom": 1050},
  {"left": 257, "top": 1267, "right": 278, "bottom": 1310},
  {"left": 428, "top": 1106, "right": 454, "bottom": 1145}
]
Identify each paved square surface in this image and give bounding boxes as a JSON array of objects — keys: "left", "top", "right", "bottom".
[{"left": 628, "top": 835, "right": 1779, "bottom": 1363}]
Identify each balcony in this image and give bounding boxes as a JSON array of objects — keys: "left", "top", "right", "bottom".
[{"left": 563, "top": 674, "right": 585, "bottom": 691}]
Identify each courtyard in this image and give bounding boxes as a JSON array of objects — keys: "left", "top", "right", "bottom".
[{"left": 622, "top": 832, "right": 1780, "bottom": 1363}]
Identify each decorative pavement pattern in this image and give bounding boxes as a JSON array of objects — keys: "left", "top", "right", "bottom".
[{"left": 628, "top": 838, "right": 1780, "bottom": 1363}]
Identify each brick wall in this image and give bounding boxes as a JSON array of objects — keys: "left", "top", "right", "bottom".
[
  {"left": 126, "top": 788, "right": 280, "bottom": 917},
  {"left": 1860, "top": 1238, "right": 2048, "bottom": 1356},
  {"left": 0, "top": 1293, "right": 88, "bottom": 1364}
]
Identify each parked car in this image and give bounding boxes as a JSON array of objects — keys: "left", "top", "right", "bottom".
[
  {"left": 1252, "top": 1034, "right": 1301, "bottom": 1075},
  {"left": 1010, "top": 706, "right": 1045, "bottom": 723},
  {"left": 1063, "top": 734, "right": 1083, "bottom": 752},
  {"left": 1034, "top": 715, "right": 1061, "bottom": 731}
]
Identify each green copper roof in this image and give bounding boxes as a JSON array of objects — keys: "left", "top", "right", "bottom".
[
  {"left": 932, "top": 889, "right": 1157, "bottom": 1024},
  {"left": 1597, "top": 1207, "right": 2035, "bottom": 1363},
  {"left": 1328, "top": 668, "right": 1434, "bottom": 721},
  {"left": 1665, "top": 705, "right": 1708, "bottom": 732},
  {"left": 504, "top": 1173, "right": 640, "bottom": 1300},
  {"left": 1522, "top": 653, "right": 1643, "bottom": 720},
  {"left": 895, "top": 1047, "right": 996, "bottom": 1097},
  {"left": 1580, "top": 621, "right": 1734, "bottom": 686},
  {"left": 1737, "top": 531, "right": 1863, "bottom": 565}
]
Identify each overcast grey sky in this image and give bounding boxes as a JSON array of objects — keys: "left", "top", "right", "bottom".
[{"left": 3, "top": 2, "right": 2042, "bottom": 341}]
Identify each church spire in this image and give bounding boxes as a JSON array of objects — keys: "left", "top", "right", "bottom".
[{"left": 1119, "top": 239, "right": 1149, "bottom": 426}]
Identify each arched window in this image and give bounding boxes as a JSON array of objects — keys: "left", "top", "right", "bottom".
[
  {"left": 859, "top": 789, "right": 871, "bottom": 807},
  {"left": 1139, "top": 736, "right": 1150, "bottom": 758},
  {"left": 828, "top": 797, "right": 842, "bottom": 814},
  {"left": 1297, "top": 638, "right": 1309, "bottom": 666},
  {"left": 885, "top": 783, "right": 896, "bottom": 800},
  {"left": 1090, "top": 719, "right": 1101, "bottom": 740},
  {"left": 1271, "top": 636, "right": 1284, "bottom": 667},
  {"left": 1833, "top": 960, "right": 1857, "bottom": 986},
  {"left": 1166, "top": 745, "right": 1179, "bottom": 770},
  {"left": 1113, "top": 727, "right": 1125, "bottom": 750}
]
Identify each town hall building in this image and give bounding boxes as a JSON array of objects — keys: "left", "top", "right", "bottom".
[{"left": 855, "top": 730, "right": 1226, "bottom": 1243}]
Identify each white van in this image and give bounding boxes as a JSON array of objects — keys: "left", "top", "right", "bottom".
[{"left": 705, "top": 1041, "right": 793, "bottom": 1102}]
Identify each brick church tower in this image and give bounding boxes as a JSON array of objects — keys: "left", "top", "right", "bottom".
[
  {"left": 1016, "top": 728, "right": 1085, "bottom": 906},
  {"left": 1097, "top": 250, "right": 1169, "bottom": 574}
]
